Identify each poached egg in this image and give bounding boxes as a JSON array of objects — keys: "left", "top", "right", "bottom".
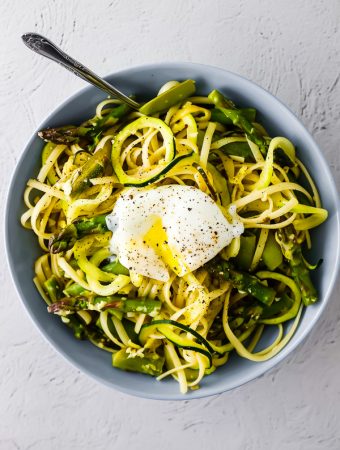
[{"left": 106, "top": 185, "right": 243, "bottom": 282}]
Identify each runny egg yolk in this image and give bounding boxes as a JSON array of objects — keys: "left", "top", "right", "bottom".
[{"left": 143, "top": 217, "right": 189, "bottom": 277}]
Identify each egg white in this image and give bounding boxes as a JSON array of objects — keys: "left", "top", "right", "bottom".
[{"left": 106, "top": 185, "right": 244, "bottom": 281}]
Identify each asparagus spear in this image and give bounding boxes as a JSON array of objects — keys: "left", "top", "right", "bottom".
[
  {"left": 101, "top": 260, "right": 129, "bottom": 276},
  {"left": 139, "top": 79, "right": 196, "bottom": 115},
  {"left": 208, "top": 90, "right": 236, "bottom": 109},
  {"left": 207, "top": 258, "right": 276, "bottom": 305},
  {"left": 276, "top": 227, "right": 318, "bottom": 305},
  {"left": 48, "top": 295, "right": 161, "bottom": 316},
  {"left": 290, "top": 247, "right": 318, "bottom": 305},
  {"left": 211, "top": 107, "right": 256, "bottom": 125},
  {"left": 49, "top": 214, "right": 108, "bottom": 253},
  {"left": 44, "top": 275, "right": 63, "bottom": 303},
  {"left": 64, "top": 283, "right": 87, "bottom": 296},
  {"left": 208, "top": 90, "right": 268, "bottom": 155},
  {"left": 39, "top": 104, "right": 130, "bottom": 145},
  {"left": 39, "top": 126, "right": 90, "bottom": 145},
  {"left": 49, "top": 224, "right": 77, "bottom": 253},
  {"left": 69, "top": 146, "right": 110, "bottom": 197}
]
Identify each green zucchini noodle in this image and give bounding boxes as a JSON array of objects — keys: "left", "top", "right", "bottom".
[{"left": 21, "top": 81, "right": 328, "bottom": 394}]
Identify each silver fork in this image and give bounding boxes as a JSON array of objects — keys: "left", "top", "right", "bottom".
[{"left": 21, "top": 32, "right": 140, "bottom": 110}]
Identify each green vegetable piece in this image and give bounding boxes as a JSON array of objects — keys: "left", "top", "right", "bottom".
[
  {"left": 208, "top": 90, "right": 267, "bottom": 155},
  {"left": 39, "top": 104, "right": 131, "bottom": 147},
  {"left": 48, "top": 295, "right": 161, "bottom": 316},
  {"left": 70, "top": 147, "right": 110, "bottom": 197},
  {"left": 262, "top": 231, "right": 283, "bottom": 271},
  {"left": 64, "top": 283, "right": 87, "bottom": 296},
  {"left": 218, "top": 107, "right": 267, "bottom": 155},
  {"left": 217, "top": 141, "right": 255, "bottom": 161},
  {"left": 75, "top": 214, "right": 108, "bottom": 234},
  {"left": 112, "top": 348, "right": 165, "bottom": 376},
  {"left": 107, "top": 309, "right": 124, "bottom": 320},
  {"left": 139, "top": 80, "right": 196, "bottom": 116},
  {"left": 260, "top": 294, "right": 294, "bottom": 319},
  {"left": 49, "top": 224, "right": 78, "bottom": 254},
  {"left": 49, "top": 214, "right": 108, "bottom": 254},
  {"left": 38, "top": 125, "right": 85, "bottom": 145},
  {"left": 290, "top": 247, "right": 318, "bottom": 306},
  {"left": 208, "top": 90, "right": 235, "bottom": 109},
  {"left": 44, "top": 275, "right": 62, "bottom": 303},
  {"left": 211, "top": 107, "right": 256, "bottom": 125},
  {"left": 96, "top": 103, "right": 131, "bottom": 128},
  {"left": 101, "top": 259, "right": 129, "bottom": 275},
  {"left": 234, "top": 234, "right": 257, "bottom": 271},
  {"left": 208, "top": 259, "right": 276, "bottom": 305},
  {"left": 114, "top": 299, "right": 161, "bottom": 315},
  {"left": 276, "top": 227, "right": 318, "bottom": 306},
  {"left": 231, "top": 271, "right": 276, "bottom": 305}
]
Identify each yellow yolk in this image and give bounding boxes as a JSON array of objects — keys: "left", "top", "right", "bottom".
[{"left": 143, "top": 218, "right": 189, "bottom": 277}]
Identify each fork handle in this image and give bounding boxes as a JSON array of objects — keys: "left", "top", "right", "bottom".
[{"left": 21, "top": 33, "right": 140, "bottom": 110}]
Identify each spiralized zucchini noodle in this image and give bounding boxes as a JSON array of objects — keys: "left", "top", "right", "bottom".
[{"left": 21, "top": 80, "right": 327, "bottom": 393}]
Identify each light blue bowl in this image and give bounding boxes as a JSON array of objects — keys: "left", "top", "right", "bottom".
[{"left": 5, "top": 63, "right": 340, "bottom": 400}]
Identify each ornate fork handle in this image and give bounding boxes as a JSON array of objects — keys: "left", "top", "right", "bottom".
[{"left": 22, "top": 33, "right": 140, "bottom": 110}]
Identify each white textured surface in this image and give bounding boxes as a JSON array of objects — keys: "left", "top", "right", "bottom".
[{"left": 1, "top": 0, "right": 340, "bottom": 448}]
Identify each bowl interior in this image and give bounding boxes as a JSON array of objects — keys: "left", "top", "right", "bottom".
[{"left": 6, "top": 63, "right": 340, "bottom": 400}]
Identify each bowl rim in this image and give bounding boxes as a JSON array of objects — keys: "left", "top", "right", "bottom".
[{"left": 5, "top": 61, "right": 340, "bottom": 400}]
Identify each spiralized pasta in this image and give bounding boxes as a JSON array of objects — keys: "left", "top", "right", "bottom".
[{"left": 21, "top": 81, "right": 327, "bottom": 394}]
